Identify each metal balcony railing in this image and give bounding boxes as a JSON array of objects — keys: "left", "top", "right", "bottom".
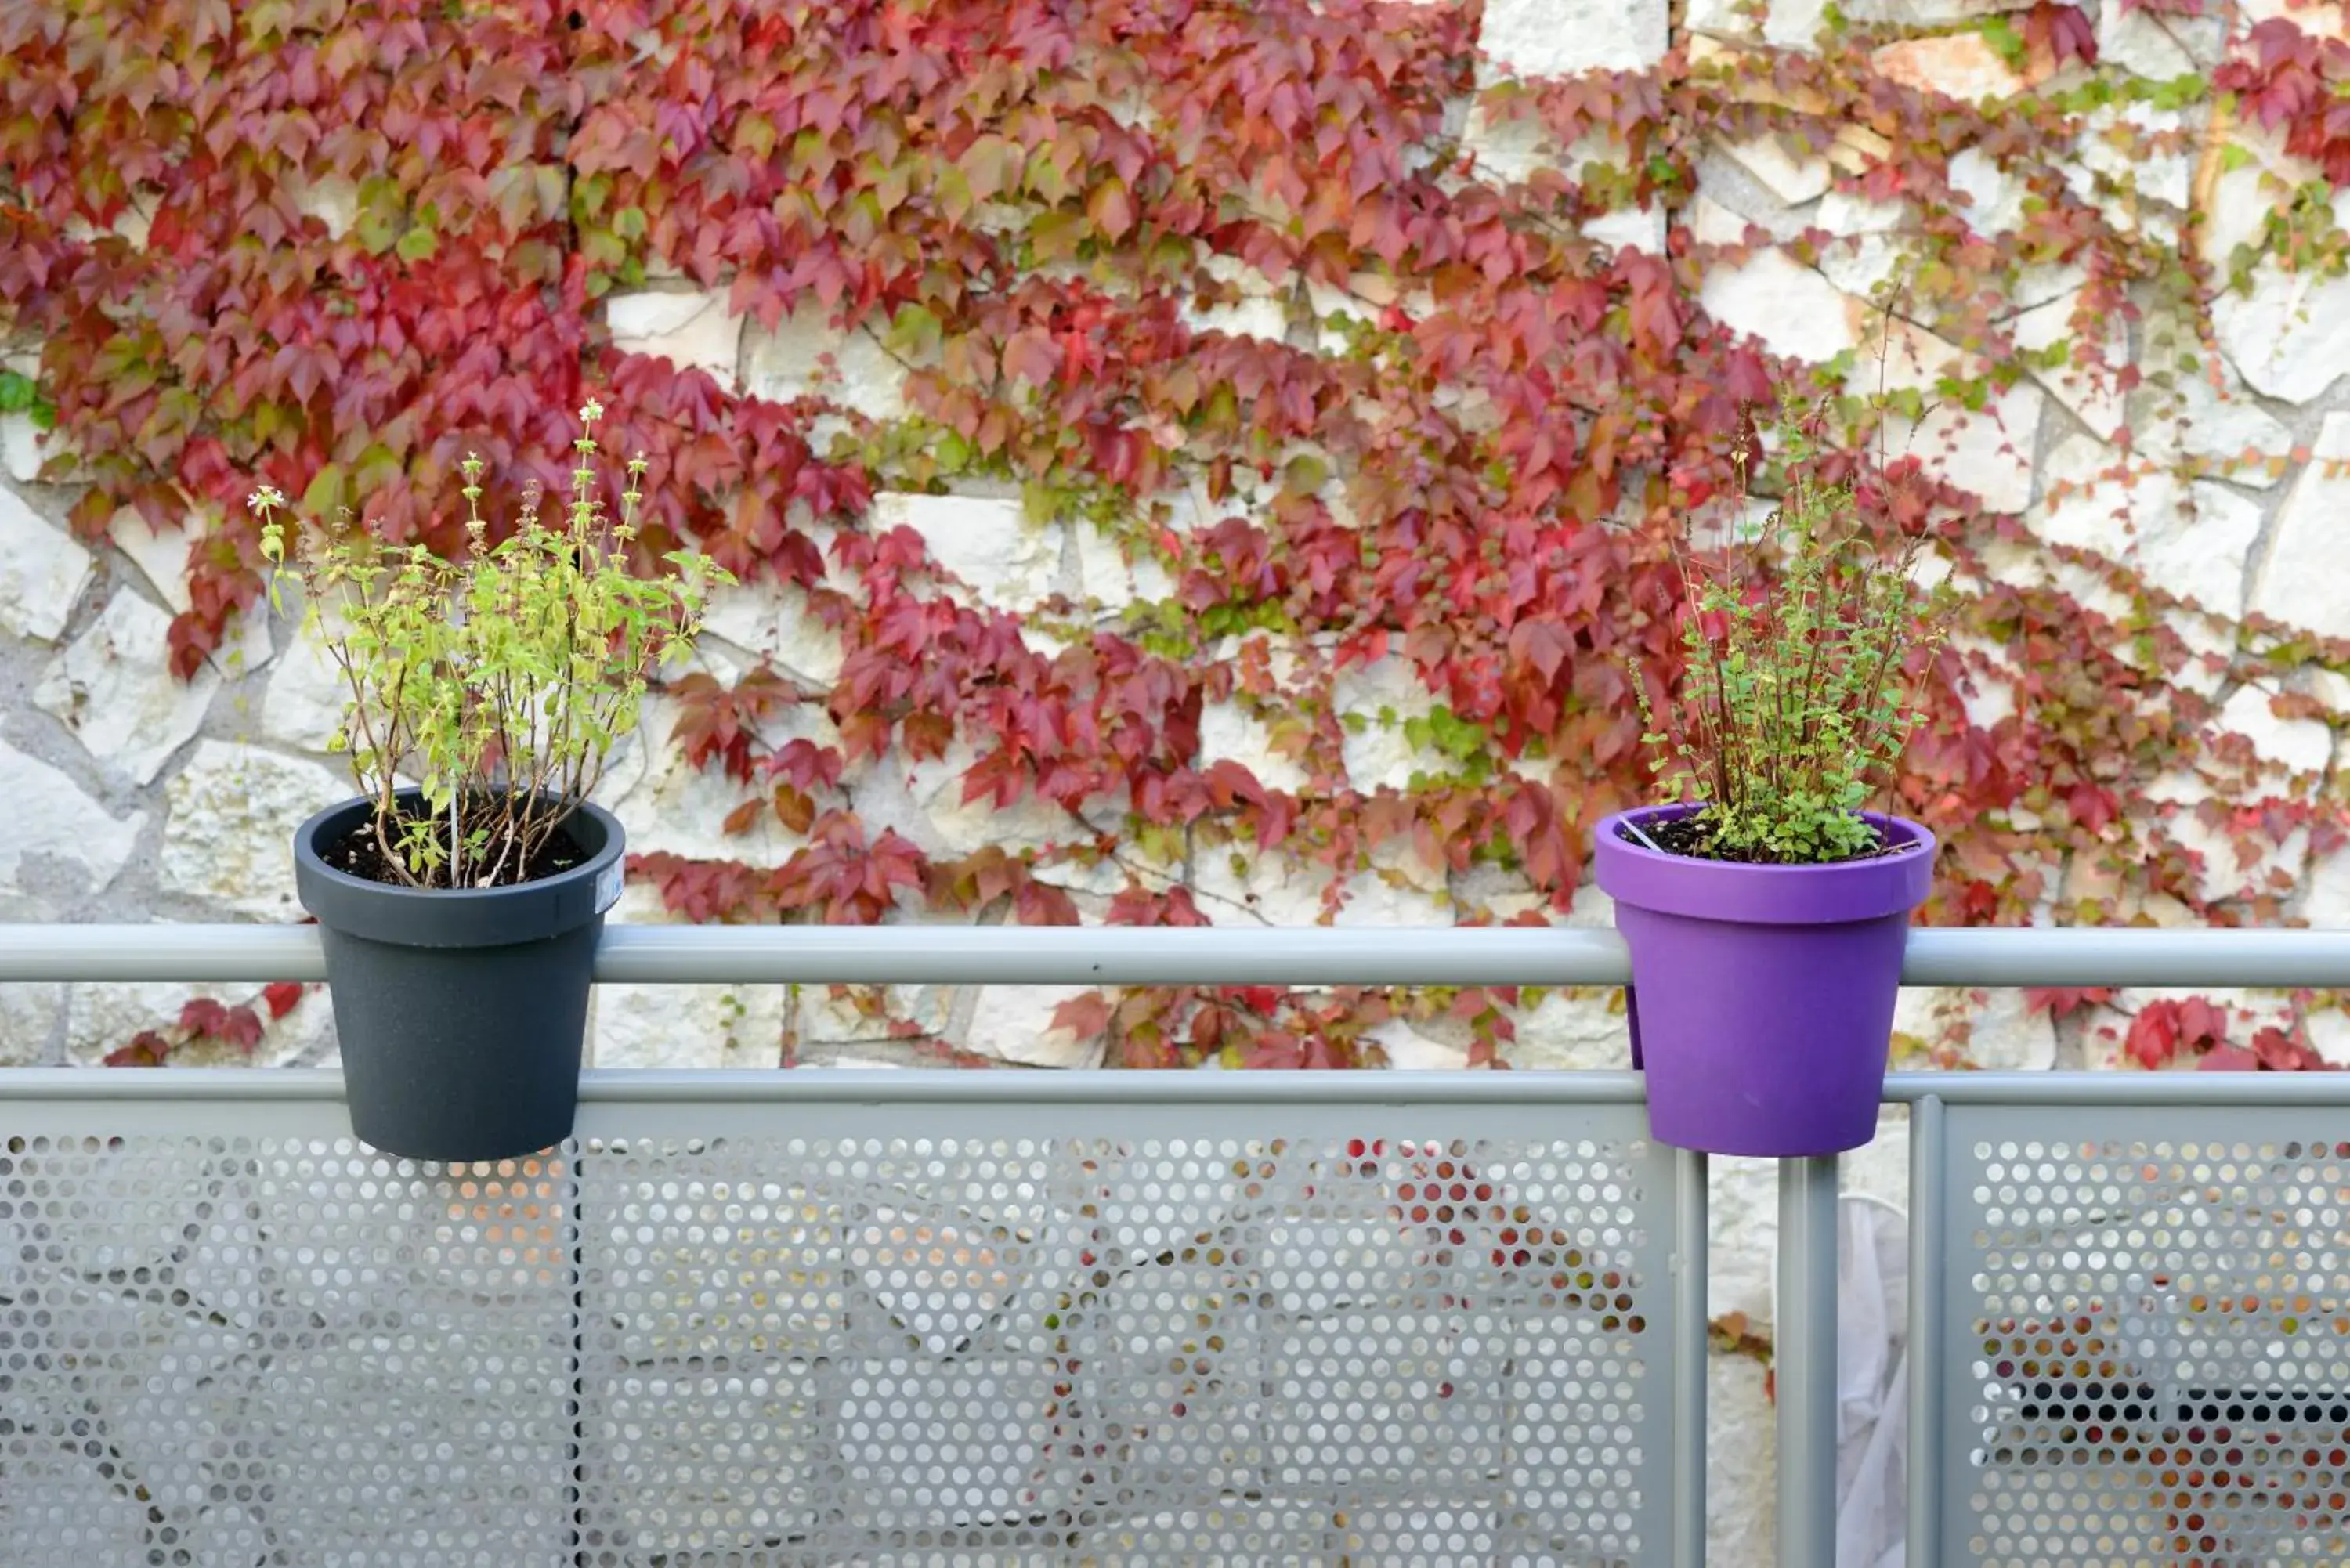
[{"left": 3, "top": 924, "right": 2349, "bottom": 1568}]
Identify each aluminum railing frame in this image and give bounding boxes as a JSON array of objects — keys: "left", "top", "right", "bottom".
[{"left": 7, "top": 920, "right": 2350, "bottom": 1568}]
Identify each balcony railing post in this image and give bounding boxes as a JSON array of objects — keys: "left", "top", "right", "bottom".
[
  {"left": 1777, "top": 1153, "right": 1842, "bottom": 1568},
  {"left": 1672, "top": 1146, "right": 1710, "bottom": 1568},
  {"left": 1907, "top": 1093, "right": 1946, "bottom": 1568}
]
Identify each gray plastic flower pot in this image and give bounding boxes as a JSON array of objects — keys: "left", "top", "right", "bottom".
[{"left": 292, "top": 791, "right": 624, "bottom": 1162}]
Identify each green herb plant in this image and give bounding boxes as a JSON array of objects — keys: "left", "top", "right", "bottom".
[
  {"left": 1632, "top": 399, "right": 1954, "bottom": 865},
  {"left": 252, "top": 400, "right": 734, "bottom": 888}
]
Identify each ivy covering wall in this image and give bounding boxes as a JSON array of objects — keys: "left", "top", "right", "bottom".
[{"left": 2, "top": 0, "right": 2349, "bottom": 1082}]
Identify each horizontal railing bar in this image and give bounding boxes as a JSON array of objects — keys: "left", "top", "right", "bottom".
[
  {"left": 0, "top": 1067, "right": 1643, "bottom": 1105},
  {"left": 7, "top": 923, "right": 2350, "bottom": 987},
  {"left": 1878, "top": 1070, "right": 2350, "bottom": 1105},
  {"left": 4, "top": 1068, "right": 2349, "bottom": 1107}
]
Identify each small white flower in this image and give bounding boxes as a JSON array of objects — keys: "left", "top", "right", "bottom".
[
  {"left": 579, "top": 398, "right": 605, "bottom": 424},
  {"left": 248, "top": 486, "right": 285, "bottom": 512}
]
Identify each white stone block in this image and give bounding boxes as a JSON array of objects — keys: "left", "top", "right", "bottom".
[
  {"left": 2163, "top": 482, "right": 2263, "bottom": 620},
  {"left": 1583, "top": 201, "right": 1667, "bottom": 254},
  {"left": 107, "top": 505, "right": 195, "bottom": 612},
  {"left": 2251, "top": 411, "right": 2350, "bottom": 640},
  {"left": 1707, "top": 1354, "right": 1777, "bottom": 1566},
  {"left": 606, "top": 706, "right": 812, "bottom": 868},
  {"left": 868, "top": 490, "right": 1058, "bottom": 612},
  {"left": 1842, "top": 0, "right": 2033, "bottom": 17},
  {"left": 740, "top": 305, "right": 904, "bottom": 421},
  {"left": 2240, "top": 0, "right": 2348, "bottom": 38},
  {"left": 606, "top": 289, "right": 742, "bottom": 391},
  {"left": 898, "top": 734, "right": 1069, "bottom": 861},
  {"left": 1893, "top": 985, "right": 2055, "bottom": 1071},
  {"left": 2099, "top": 7, "right": 2211, "bottom": 77},
  {"left": 2212, "top": 258, "right": 2350, "bottom": 404},
  {"left": 1818, "top": 228, "right": 1908, "bottom": 298},
  {"left": 2071, "top": 102, "right": 2193, "bottom": 211},
  {"left": 2138, "top": 359, "right": 2295, "bottom": 489},
  {"left": 63, "top": 977, "right": 330, "bottom": 1068},
  {"left": 34, "top": 592, "right": 219, "bottom": 785},
  {"left": 1072, "top": 523, "right": 1173, "bottom": 611},
  {"left": 2311, "top": 1007, "right": 2350, "bottom": 1068},
  {"left": 0, "top": 412, "right": 44, "bottom": 482},
  {"left": 1334, "top": 653, "right": 1439, "bottom": 792},
  {"left": 1867, "top": 319, "right": 2044, "bottom": 515},
  {"left": 2166, "top": 810, "right": 2311, "bottom": 908},
  {"left": 699, "top": 580, "right": 847, "bottom": 684},
  {"left": 0, "top": 486, "right": 95, "bottom": 641},
  {"left": 289, "top": 174, "right": 357, "bottom": 238},
  {"left": 154, "top": 741, "right": 349, "bottom": 917},
  {"left": 1818, "top": 189, "right": 1908, "bottom": 238},
  {"left": 2214, "top": 682, "right": 2333, "bottom": 782},
  {"left": 1948, "top": 146, "right": 2026, "bottom": 235},
  {"left": 1686, "top": 0, "right": 1762, "bottom": 37},
  {"left": 2030, "top": 435, "right": 2260, "bottom": 616},
  {"left": 959, "top": 982, "right": 1101, "bottom": 1068},
  {"left": 1365, "top": 1017, "right": 1470, "bottom": 1070},
  {"left": 2302, "top": 845, "right": 2350, "bottom": 929},
  {"left": 1765, "top": 0, "right": 1832, "bottom": 46},
  {"left": 0, "top": 979, "right": 63, "bottom": 1065},
  {"left": 0, "top": 740, "right": 143, "bottom": 897},
  {"left": 1719, "top": 133, "right": 1832, "bottom": 205},
  {"left": 1499, "top": 988, "right": 1629, "bottom": 1071},
  {"left": 2197, "top": 135, "right": 2315, "bottom": 266},
  {"left": 1805, "top": 190, "right": 1918, "bottom": 301},
  {"left": 1198, "top": 700, "right": 1311, "bottom": 793},
  {"left": 2012, "top": 289, "right": 2128, "bottom": 443},
  {"left": 592, "top": 976, "right": 785, "bottom": 1069},
  {"left": 261, "top": 609, "right": 352, "bottom": 752},
  {"left": 1181, "top": 294, "right": 1289, "bottom": 342},
  {"left": 1479, "top": 0, "right": 1667, "bottom": 75},
  {"left": 1191, "top": 851, "right": 1335, "bottom": 927},
  {"left": 1698, "top": 249, "right": 1859, "bottom": 363}
]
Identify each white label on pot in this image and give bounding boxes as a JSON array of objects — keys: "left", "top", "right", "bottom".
[{"left": 594, "top": 858, "right": 624, "bottom": 913}]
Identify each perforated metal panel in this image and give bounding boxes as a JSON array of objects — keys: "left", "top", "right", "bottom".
[
  {"left": 0, "top": 1090, "right": 1679, "bottom": 1568},
  {"left": 0, "top": 1122, "right": 578, "bottom": 1566},
  {"left": 1942, "top": 1107, "right": 2350, "bottom": 1568}
]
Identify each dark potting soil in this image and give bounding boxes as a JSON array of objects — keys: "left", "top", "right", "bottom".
[
  {"left": 1621, "top": 811, "right": 1904, "bottom": 865},
  {"left": 322, "top": 814, "right": 592, "bottom": 888}
]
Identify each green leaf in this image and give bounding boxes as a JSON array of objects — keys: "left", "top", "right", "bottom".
[
  {"left": 301, "top": 463, "right": 347, "bottom": 515},
  {"left": 885, "top": 302, "right": 943, "bottom": 359},
  {"left": 1029, "top": 210, "right": 1084, "bottom": 263}
]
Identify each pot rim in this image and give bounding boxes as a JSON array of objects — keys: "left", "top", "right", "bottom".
[
  {"left": 294, "top": 789, "right": 627, "bottom": 948},
  {"left": 1593, "top": 802, "right": 1936, "bottom": 925}
]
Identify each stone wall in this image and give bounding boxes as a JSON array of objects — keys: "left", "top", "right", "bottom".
[{"left": 6, "top": 0, "right": 2350, "bottom": 1559}]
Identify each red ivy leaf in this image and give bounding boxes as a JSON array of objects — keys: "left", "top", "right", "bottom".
[
  {"left": 1014, "top": 879, "right": 1082, "bottom": 926},
  {"left": 1051, "top": 990, "right": 1113, "bottom": 1043},
  {"left": 105, "top": 1030, "right": 174, "bottom": 1068}
]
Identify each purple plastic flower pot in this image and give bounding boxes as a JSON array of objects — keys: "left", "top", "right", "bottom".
[{"left": 1593, "top": 804, "right": 1936, "bottom": 1158}]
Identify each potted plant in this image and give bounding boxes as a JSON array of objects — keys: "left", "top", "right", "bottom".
[
  {"left": 252, "top": 400, "right": 731, "bottom": 1161},
  {"left": 1596, "top": 403, "right": 1950, "bottom": 1158}
]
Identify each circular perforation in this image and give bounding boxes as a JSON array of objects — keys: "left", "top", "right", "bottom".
[
  {"left": 577, "top": 1129, "right": 1661, "bottom": 1564},
  {"left": 0, "top": 1135, "right": 575, "bottom": 1566},
  {"left": 1961, "top": 1125, "right": 2350, "bottom": 1566}
]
